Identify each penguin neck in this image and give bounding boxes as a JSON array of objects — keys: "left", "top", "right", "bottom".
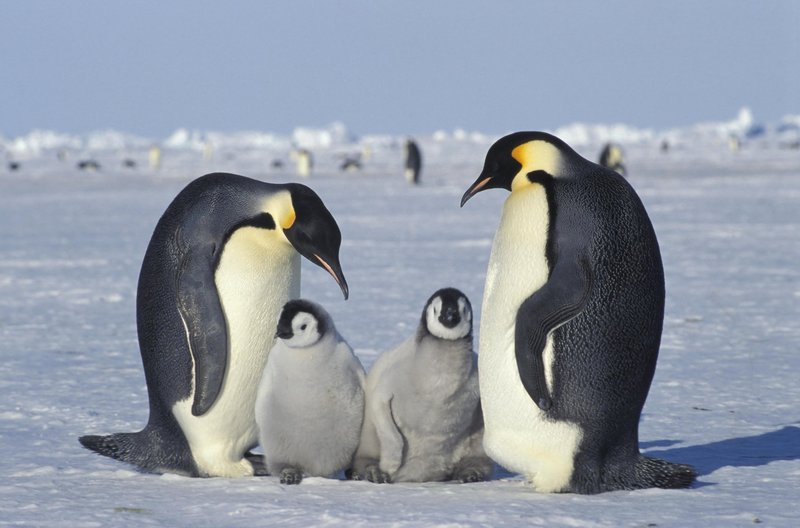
[
  {"left": 293, "top": 332, "right": 338, "bottom": 362},
  {"left": 413, "top": 333, "right": 476, "bottom": 387}
]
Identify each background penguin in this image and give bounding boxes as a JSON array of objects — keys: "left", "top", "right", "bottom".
[
  {"left": 404, "top": 138, "right": 422, "bottom": 185},
  {"left": 291, "top": 148, "right": 314, "bottom": 177},
  {"left": 352, "top": 288, "right": 493, "bottom": 483},
  {"left": 461, "top": 132, "right": 696, "bottom": 494},
  {"left": 76, "top": 160, "right": 101, "bottom": 171},
  {"left": 79, "top": 172, "right": 348, "bottom": 478},
  {"left": 598, "top": 142, "right": 626, "bottom": 176},
  {"left": 148, "top": 144, "right": 161, "bottom": 169},
  {"left": 255, "top": 299, "right": 365, "bottom": 485},
  {"left": 339, "top": 154, "right": 362, "bottom": 172}
]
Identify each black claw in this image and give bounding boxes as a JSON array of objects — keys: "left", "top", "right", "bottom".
[
  {"left": 245, "top": 452, "right": 269, "bottom": 476},
  {"left": 280, "top": 468, "right": 303, "bottom": 485},
  {"left": 364, "top": 464, "right": 392, "bottom": 484},
  {"left": 457, "top": 468, "right": 486, "bottom": 483}
]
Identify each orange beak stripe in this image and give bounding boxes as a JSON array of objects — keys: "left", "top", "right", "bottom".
[
  {"left": 469, "top": 177, "right": 492, "bottom": 195},
  {"left": 314, "top": 254, "right": 339, "bottom": 284}
]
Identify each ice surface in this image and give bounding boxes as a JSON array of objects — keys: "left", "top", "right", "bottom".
[{"left": 1, "top": 112, "right": 799, "bottom": 526}]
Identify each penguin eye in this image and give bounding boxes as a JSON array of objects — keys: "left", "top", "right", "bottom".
[{"left": 300, "top": 324, "right": 307, "bottom": 331}]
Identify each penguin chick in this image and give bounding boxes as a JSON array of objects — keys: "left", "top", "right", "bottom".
[
  {"left": 255, "top": 299, "right": 365, "bottom": 485},
  {"left": 352, "top": 288, "right": 493, "bottom": 483}
]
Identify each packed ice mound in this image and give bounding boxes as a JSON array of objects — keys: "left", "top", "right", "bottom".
[{"left": 2, "top": 108, "right": 798, "bottom": 158}]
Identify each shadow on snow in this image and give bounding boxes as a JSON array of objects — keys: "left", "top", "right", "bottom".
[{"left": 643, "top": 424, "right": 800, "bottom": 479}]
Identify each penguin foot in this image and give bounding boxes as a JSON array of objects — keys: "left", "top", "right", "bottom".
[
  {"left": 245, "top": 452, "right": 269, "bottom": 476},
  {"left": 455, "top": 467, "right": 487, "bottom": 483},
  {"left": 364, "top": 464, "right": 392, "bottom": 484},
  {"left": 280, "top": 467, "right": 303, "bottom": 485}
]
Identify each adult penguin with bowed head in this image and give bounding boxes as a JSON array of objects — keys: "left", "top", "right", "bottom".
[
  {"left": 461, "top": 132, "right": 696, "bottom": 494},
  {"left": 80, "top": 172, "right": 348, "bottom": 478}
]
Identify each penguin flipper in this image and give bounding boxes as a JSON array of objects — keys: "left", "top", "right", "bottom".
[
  {"left": 515, "top": 256, "right": 593, "bottom": 410},
  {"left": 176, "top": 250, "right": 228, "bottom": 416}
]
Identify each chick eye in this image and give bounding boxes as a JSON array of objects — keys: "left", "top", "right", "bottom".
[{"left": 300, "top": 324, "right": 307, "bottom": 331}]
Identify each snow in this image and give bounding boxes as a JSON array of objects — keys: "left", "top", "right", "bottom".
[{"left": 1, "top": 109, "right": 799, "bottom": 526}]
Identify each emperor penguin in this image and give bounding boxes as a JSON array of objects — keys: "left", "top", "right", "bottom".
[
  {"left": 460, "top": 132, "right": 696, "bottom": 494},
  {"left": 404, "top": 138, "right": 422, "bottom": 185},
  {"left": 292, "top": 148, "right": 313, "bottom": 177},
  {"left": 79, "top": 172, "right": 348, "bottom": 478},
  {"left": 352, "top": 288, "right": 493, "bottom": 483},
  {"left": 255, "top": 299, "right": 365, "bottom": 485},
  {"left": 598, "top": 142, "right": 626, "bottom": 176},
  {"left": 148, "top": 144, "right": 161, "bottom": 169}
]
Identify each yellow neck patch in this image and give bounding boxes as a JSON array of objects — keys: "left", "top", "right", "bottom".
[
  {"left": 261, "top": 190, "right": 295, "bottom": 231},
  {"left": 510, "top": 140, "right": 563, "bottom": 191},
  {"left": 281, "top": 207, "right": 296, "bottom": 230}
]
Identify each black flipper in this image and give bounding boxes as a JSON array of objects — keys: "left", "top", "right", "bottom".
[
  {"left": 515, "top": 256, "right": 593, "bottom": 410},
  {"left": 176, "top": 247, "right": 228, "bottom": 416}
]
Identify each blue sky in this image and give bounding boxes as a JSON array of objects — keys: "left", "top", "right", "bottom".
[{"left": 2, "top": 0, "right": 798, "bottom": 138}]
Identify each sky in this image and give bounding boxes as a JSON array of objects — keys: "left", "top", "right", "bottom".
[{"left": 2, "top": 0, "right": 798, "bottom": 138}]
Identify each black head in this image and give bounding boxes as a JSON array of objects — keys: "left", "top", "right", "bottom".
[
  {"left": 197, "top": 175, "right": 348, "bottom": 300},
  {"left": 275, "top": 299, "right": 329, "bottom": 348},
  {"left": 460, "top": 131, "right": 578, "bottom": 206},
  {"left": 420, "top": 287, "right": 473, "bottom": 341},
  {"left": 283, "top": 184, "right": 349, "bottom": 299}
]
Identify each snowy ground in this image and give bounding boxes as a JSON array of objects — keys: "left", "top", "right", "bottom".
[{"left": 1, "top": 122, "right": 799, "bottom": 527}]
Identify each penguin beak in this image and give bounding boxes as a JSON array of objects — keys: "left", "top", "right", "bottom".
[
  {"left": 460, "top": 173, "right": 493, "bottom": 207},
  {"left": 282, "top": 193, "right": 349, "bottom": 300},
  {"left": 313, "top": 253, "right": 349, "bottom": 300},
  {"left": 285, "top": 231, "right": 349, "bottom": 300},
  {"left": 439, "top": 305, "right": 460, "bottom": 328}
]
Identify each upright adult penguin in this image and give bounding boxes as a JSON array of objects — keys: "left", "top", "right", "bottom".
[
  {"left": 460, "top": 132, "right": 696, "bottom": 494},
  {"left": 80, "top": 172, "right": 348, "bottom": 477}
]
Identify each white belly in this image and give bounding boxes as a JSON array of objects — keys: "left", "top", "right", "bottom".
[
  {"left": 173, "top": 226, "right": 300, "bottom": 477},
  {"left": 478, "top": 186, "right": 582, "bottom": 492}
]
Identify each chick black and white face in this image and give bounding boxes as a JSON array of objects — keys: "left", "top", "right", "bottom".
[
  {"left": 275, "top": 300, "right": 328, "bottom": 349},
  {"left": 423, "top": 288, "right": 472, "bottom": 340}
]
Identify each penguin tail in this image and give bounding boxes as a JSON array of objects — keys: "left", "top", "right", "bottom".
[
  {"left": 633, "top": 454, "right": 697, "bottom": 489},
  {"left": 79, "top": 429, "right": 197, "bottom": 476},
  {"left": 79, "top": 433, "right": 133, "bottom": 461}
]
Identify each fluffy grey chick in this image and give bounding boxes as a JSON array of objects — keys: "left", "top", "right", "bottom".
[
  {"left": 255, "top": 299, "right": 365, "bottom": 484},
  {"left": 352, "top": 287, "right": 493, "bottom": 483}
]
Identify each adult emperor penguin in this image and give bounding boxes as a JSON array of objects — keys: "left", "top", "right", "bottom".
[
  {"left": 79, "top": 172, "right": 348, "bottom": 478},
  {"left": 460, "top": 132, "right": 696, "bottom": 494},
  {"left": 352, "top": 288, "right": 493, "bottom": 483},
  {"left": 255, "top": 299, "right": 365, "bottom": 485},
  {"left": 404, "top": 138, "right": 422, "bottom": 185},
  {"left": 598, "top": 142, "right": 626, "bottom": 176}
]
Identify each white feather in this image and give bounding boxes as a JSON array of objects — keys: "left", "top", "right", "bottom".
[{"left": 479, "top": 183, "right": 583, "bottom": 492}]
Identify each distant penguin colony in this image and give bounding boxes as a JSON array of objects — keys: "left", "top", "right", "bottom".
[
  {"left": 255, "top": 299, "right": 365, "bottom": 485},
  {"left": 79, "top": 173, "right": 348, "bottom": 477},
  {"left": 404, "top": 138, "right": 422, "bottom": 184},
  {"left": 461, "top": 131, "right": 696, "bottom": 493},
  {"left": 352, "top": 288, "right": 493, "bottom": 483}
]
